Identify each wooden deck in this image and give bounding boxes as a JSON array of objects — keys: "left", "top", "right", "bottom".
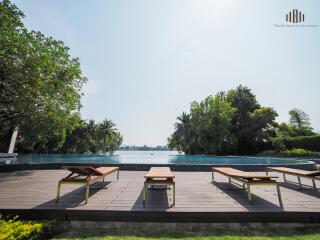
[{"left": 0, "top": 170, "right": 320, "bottom": 222}]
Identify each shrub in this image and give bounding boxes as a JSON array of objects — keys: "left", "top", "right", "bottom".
[
  {"left": 273, "top": 134, "right": 320, "bottom": 152},
  {"left": 0, "top": 215, "right": 56, "bottom": 240},
  {"left": 280, "top": 148, "right": 320, "bottom": 157},
  {"left": 258, "top": 150, "right": 279, "bottom": 156},
  {"left": 258, "top": 148, "right": 320, "bottom": 157}
]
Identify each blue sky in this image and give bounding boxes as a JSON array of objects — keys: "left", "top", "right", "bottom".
[{"left": 13, "top": 0, "right": 320, "bottom": 146}]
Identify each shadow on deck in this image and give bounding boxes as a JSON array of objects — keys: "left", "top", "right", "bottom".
[{"left": 0, "top": 170, "right": 319, "bottom": 223}]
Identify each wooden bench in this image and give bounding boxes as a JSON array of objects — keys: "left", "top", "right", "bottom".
[
  {"left": 266, "top": 167, "right": 319, "bottom": 190},
  {"left": 143, "top": 167, "right": 175, "bottom": 206},
  {"left": 56, "top": 166, "right": 119, "bottom": 204},
  {"left": 212, "top": 167, "right": 283, "bottom": 208}
]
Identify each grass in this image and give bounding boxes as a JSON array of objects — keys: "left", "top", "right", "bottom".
[{"left": 52, "top": 225, "right": 320, "bottom": 240}]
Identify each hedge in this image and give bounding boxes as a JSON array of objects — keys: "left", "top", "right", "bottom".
[
  {"left": 280, "top": 148, "right": 320, "bottom": 157},
  {"left": 273, "top": 134, "right": 320, "bottom": 152}
]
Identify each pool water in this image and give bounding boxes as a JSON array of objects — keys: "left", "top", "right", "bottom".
[{"left": 6, "top": 151, "right": 310, "bottom": 165}]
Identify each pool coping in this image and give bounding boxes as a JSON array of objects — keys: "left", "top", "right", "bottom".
[{"left": 0, "top": 161, "right": 317, "bottom": 172}]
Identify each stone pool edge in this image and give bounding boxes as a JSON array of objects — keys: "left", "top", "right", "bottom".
[{"left": 0, "top": 162, "right": 317, "bottom": 172}]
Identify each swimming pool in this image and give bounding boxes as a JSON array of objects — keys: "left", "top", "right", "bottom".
[{"left": 4, "top": 150, "right": 312, "bottom": 165}]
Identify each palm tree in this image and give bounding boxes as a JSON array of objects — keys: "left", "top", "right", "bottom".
[
  {"left": 83, "top": 119, "right": 97, "bottom": 153},
  {"left": 174, "top": 112, "right": 192, "bottom": 154},
  {"left": 98, "top": 119, "right": 116, "bottom": 153}
]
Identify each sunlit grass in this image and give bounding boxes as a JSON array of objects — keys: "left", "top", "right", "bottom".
[{"left": 52, "top": 225, "right": 320, "bottom": 240}]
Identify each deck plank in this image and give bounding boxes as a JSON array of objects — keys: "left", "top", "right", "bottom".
[{"left": 0, "top": 170, "right": 319, "bottom": 222}]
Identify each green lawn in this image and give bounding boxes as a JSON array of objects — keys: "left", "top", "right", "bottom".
[{"left": 52, "top": 226, "right": 320, "bottom": 240}]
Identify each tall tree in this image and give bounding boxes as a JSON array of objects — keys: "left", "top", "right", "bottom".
[
  {"left": 190, "top": 94, "right": 236, "bottom": 154},
  {"left": 172, "top": 112, "right": 192, "bottom": 154},
  {"left": 168, "top": 86, "right": 280, "bottom": 155},
  {"left": 276, "top": 109, "right": 315, "bottom": 138},
  {"left": 169, "top": 94, "right": 236, "bottom": 155},
  {"left": 248, "top": 107, "right": 278, "bottom": 152},
  {"left": 98, "top": 119, "right": 116, "bottom": 153},
  {"left": 226, "top": 85, "right": 261, "bottom": 154},
  {"left": 0, "top": 0, "right": 87, "bottom": 152},
  {"left": 288, "top": 108, "right": 314, "bottom": 136},
  {"left": 62, "top": 119, "right": 123, "bottom": 154}
]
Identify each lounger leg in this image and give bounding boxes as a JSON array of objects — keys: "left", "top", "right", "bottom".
[
  {"left": 266, "top": 169, "right": 268, "bottom": 176},
  {"left": 102, "top": 177, "right": 105, "bottom": 188},
  {"left": 172, "top": 183, "right": 175, "bottom": 206},
  {"left": 212, "top": 171, "right": 214, "bottom": 181},
  {"left": 228, "top": 177, "right": 232, "bottom": 189},
  {"left": 283, "top": 173, "right": 286, "bottom": 182},
  {"left": 242, "top": 183, "right": 246, "bottom": 189},
  {"left": 312, "top": 179, "right": 317, "bottom": 190},
  {"left": 247, "top": 184, "right": 252, "bottom": 204},
  {"left": 276, "top": 184, "right": 283, "bottom": 209},
  {"left": 56, "top": 182, "right": 62, "bottom": 204},
  {"left": 297, "top": 176, "right": 302, "bottom": 189},
  {"left": 173, "top": 184, "right": 176, "bottom": 205},
  {"left": 85, "top": 182, "right": 90, "bottom": 204},
  {"left": 117, "top": 170, "right": 119, "bottom": 180},
  {"left": 143, "top": 183, "right": 147, "bottom": 205}
]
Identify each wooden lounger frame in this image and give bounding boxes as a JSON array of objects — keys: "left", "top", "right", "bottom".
[
  {"left": 143, "top": 167, "right": 175, "bottom": 206},
  {"left": 266, "top": 167, "right": 319, "bottom": 190},
  {"left": 56, "top": 166, "right": 119, "bottom": 204},
  {"left": 212, "top": 167, "right": 283, "bottom": 209}
]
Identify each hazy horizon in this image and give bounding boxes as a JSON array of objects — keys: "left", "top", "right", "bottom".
[{"left": 13, "top": 0, "right": 320, "bottom": 146}]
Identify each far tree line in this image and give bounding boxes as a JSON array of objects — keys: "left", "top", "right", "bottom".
[
  {"left": 119, "top": 145, "right": 169, "bottom": 151},
  {"left": 168, "top": 85, "right": 319, "bottom": 155}
]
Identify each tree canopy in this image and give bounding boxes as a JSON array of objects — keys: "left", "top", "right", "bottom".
[
  {"left": 276, "top": 109, "right": 315, "bottom": 139},
  {"left": 168, "top": 86, "right": 280, "bottom": 155},
  {"left": 61, "top": 119, "right": 123, "bottom": 154},
  {"left": 0, "top": 0, "right": 122, "bottom": 154}
]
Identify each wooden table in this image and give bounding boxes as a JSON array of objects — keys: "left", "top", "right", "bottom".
[{"left": 143, "top": 167, "right": 175, "bottom": 206}]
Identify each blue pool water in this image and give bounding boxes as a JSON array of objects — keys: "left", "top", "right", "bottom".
[{"left": 5, "top": 151, "right": 310, "bottom": 165}]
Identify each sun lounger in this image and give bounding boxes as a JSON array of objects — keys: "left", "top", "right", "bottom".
[
  {"left": 143, "top": 167, "right": 175, "bottom": 206},
  {"left": 212, "top": 167, "right": 283, "bottom": 208},
  {"left": 266, "top": 167, "right": 319, "bottom": 190},
  {"left": 56, "top": 166, "right": 119, "bottom": 204}
]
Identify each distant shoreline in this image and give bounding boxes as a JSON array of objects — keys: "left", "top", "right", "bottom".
[
  {"left": 119, "top": 146, "right": 170, "bottom": 151},
  {"left": 118, "top": 149, "right": 170, "bottom": 151}
]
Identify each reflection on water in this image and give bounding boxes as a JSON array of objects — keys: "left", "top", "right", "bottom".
[{"left": 9, "top": 151, "right": 309, "bottom": 165}]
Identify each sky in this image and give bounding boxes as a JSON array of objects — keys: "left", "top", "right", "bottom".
[{"left": 12, "top": 0, "right": 320, "bottom": 146}]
